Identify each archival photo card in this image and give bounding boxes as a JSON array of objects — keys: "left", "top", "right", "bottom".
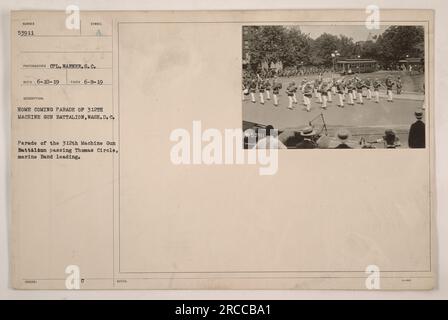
[{"left": 10, "top": 10, "right": 435, "bottom": 290}]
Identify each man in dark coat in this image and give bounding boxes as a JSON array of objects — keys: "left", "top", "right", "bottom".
[{"left": 408, "top": 109, "right": 425, "bottom": 148}]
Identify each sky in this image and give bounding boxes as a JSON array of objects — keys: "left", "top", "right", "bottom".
[{"left": 297, "top": 25, "right": 390, "bottom": 42}]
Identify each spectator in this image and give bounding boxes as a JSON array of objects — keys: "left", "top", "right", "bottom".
[
  {"left": 334, "top": 129, "right": 352, "bottom": 149},
  {"left": 380, "top": 129, "right": 401, "bottom": 148},
  {"left": 254, "top": 125, "right": 287, "bottom": 149},
  {"left": 408, "top": 109, "right": 425, "bottom": 148},
  {"left": 296, "top": 126, "right": 318, "bottom": 149}
]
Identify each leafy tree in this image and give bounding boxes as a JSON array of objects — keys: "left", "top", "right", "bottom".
[
  {"left": 359, "top": 40, "right": 378, "bottom": 60},
  {"left": 311, "top": 33, "right": 339, "bottom": 66},
  {"left": 375, "top": 26, "right": 424, "bottom": 65},
  {"left": 281, "top": 27, "right": 312, "bottom": 67},
  {"left": 337, "top": 35, "right": 356, "bottom": 58},
  {"left": 243, "top": 25, "right": 424, "bottom": 71}
]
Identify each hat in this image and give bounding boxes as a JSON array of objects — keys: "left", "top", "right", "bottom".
[
  {"left": 336, "top": 129, "right": 350, "bottom": 141},
  {"left": 415, "top": 109, "right": 424, "bottom": 119},
  {"left": 300, "top": 126, "right": 316, "bottom": 137}
]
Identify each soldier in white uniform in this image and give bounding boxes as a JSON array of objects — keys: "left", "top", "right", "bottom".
[
  {"left": 264, "top": 78, "right": 272, "bottom": 100},
  {"left": 258, "top": 79, "right": 266, "bottom": 105},
  {"left": 373, "top": 78, "right": 382, "bottom": 103},
  {"left": 327, "top": 78, "right": 333, "bottom": 103},
  {"left": 249, "top": 79, "right": 257, "bottom": 103},
  {"left": 272, "top": 78, "right": 282, "bottom": 107},
  {"left": 314, "top": 80, "right": 323, "bottom": 103},
  {"left": 352, "top": 77, "right": 357, "bottom": 101},
  {"left": 386, "top": 76, "right": 395, "bottom": 102},
  {"left": 356, "top": 79, "right": 364, "bottom": 104},
  {"left": 336, "top": 80, "right": 345, "bottom": 108},
  {"left": 365, "top": 78, "right": 373, "bottom": 100},
  {"left": 286, "top": 81, "right": 296, "bottom": 110},
  {"left": 346, "top": 79, "right": 355, "bottom": 105},
  {"left": 303, "top": 81, "right": 313, "bottom": 112},
  {"left": 292, "top": 82, "right": 298, "bottom": 104},
  {"left": 320, "top": 80, "right": 330, "bottom": 109},
  {"left": 300, "top": 78, "right": 308, "bottom": 105}
]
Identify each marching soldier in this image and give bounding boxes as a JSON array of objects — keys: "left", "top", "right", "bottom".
[
  {"left": 303, "top": 81, "right": 313, "bottom": 112},
  {"left": 396, "top": 76, "right": 403, "bottom": 95},
  {"left": 356, "top": 78, "right": 365, "bottom": 104},
  {"left": 292, "top": 81, "right": 299, "bottom": 104},
  {"left": 336, "top": 79, "right": 345, "bottom": 108},
  {"left": 286, "top": 81, "right": 296, "bottom": 110},
  {"left": 313, "top": 80, "right": 318, "bottom": 99},
  {"left": 331, "top": 78, "right": 337, "bottom": 95},
  {"left": 300, "top": 78, "right": 308, "bottom": 105},
  {"left": 258, "top": 78, "right": 266, "bottom": 105},
  {"left": 327, "top": 79, "right": 333, "bottom": 103},
  {"left": 314, "top": 79, "right": 323, "bottom": 103},
  {"left": 373, "top": 78, "right": 382, "bottom": 103},
  {"left": 272, "top": 77, "right": 282, "bottom": 107},
  {"left": 264, "top": 78, "right": 272, "bottom": 100},
  {"left": 346, "top": 79, "right": 355, "bottom": 105},
  {"left": 342, "top": 78, "right": 348, "bottom": 101},
  {"left": 300, "top": 78, "right": 308, "bottom": 88},
  {"left": 249, "top": 79, "right": 257, "bottom": 103},
  {"left": 385, "top": 76, "right": 395, "bottom": 102},
  {"left": 365, "top": 78, "right": 373, "bottom": 100},
  {"left": 242, "top": 81, "right": 248, "bottom": 101},
  {"left": 352, "top": 77, "right": 357, "bottom": 101},
  {"left": 320, "top": 80, "right": 330, "bottom": 109}
]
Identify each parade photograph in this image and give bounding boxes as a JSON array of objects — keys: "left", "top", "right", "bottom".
[{"left": 242, "top": 25, "right": 426, "bottom": 149}]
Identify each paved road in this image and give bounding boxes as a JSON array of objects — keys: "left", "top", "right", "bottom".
[{"left": 243, "top": 88, "right": 426, "bottom": 148}]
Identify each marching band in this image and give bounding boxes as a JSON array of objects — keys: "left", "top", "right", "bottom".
[{"left": 242, "top": 73, "right": 404, "bottom": 111}]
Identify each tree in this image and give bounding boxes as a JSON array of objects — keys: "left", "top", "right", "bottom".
[
  {"left": 243, "top": 25, "right": 425, "bottom": 71},
  {"left": 281, "top": 27, "right": 312, "bottom": 67},
  {"left": 337, "top": 35, "right": 356, "bottom": 58},
  {"left": 375, "top": 26, "right": 424, "bottom": 65},
  {"left": 311, "top": 33, "right": 339, "bottom": 66},
  {"left": 244, "top": 26, "right": 287, "bottom": 72},
  {"left": 359, "top": 40, "right": 378, "bottom": 60},
  {"left": 243, "top": 26, "right": 313, "bottom": 71}
]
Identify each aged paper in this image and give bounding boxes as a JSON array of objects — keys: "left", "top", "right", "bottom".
[{"left": 10, "top": 10, "right": 435, "bottom": 289}]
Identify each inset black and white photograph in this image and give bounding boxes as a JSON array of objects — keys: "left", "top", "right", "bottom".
[{"left": 242, "top": 25, "right": 426, "bottom": 149}]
